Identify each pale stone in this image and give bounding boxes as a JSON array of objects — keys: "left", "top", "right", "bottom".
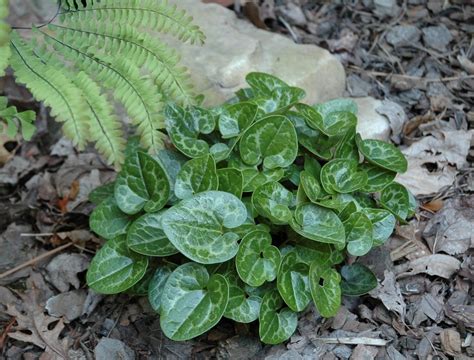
[
  {"left": 168, "top": 0, "right": 345, "bottom": 107},
  {"left": 353, "top": 97, "right": 391, "bottom": 141}
]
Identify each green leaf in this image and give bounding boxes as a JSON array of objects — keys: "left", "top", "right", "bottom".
[
  {"left": 362, "top": 208, "right": 396, "bottom": 246},
  {"left": 148, "top": 265, "right": 174, "bottom": 313},
  {"left": 242, "top": 168, "right": 285, "bottom": 192},
  {"left": 239, "top": 115, "right": 298, "bottom": 169},
  {"left": 309, "top": 263, "right": 341, "bottom": 318},
  {"left": 165, "top": 103, "right": 215, "bottom": 158},
  {"left": 154, "top": 149, "right": 187, "bottom": 203},
  {"left": 344, "top": 212, "right": 373, "bottom": 256},
  {"left": 290, "top": 203, "right": 345, "bottom": 246},
  {"left": 334, "top": 131, "right": 359, "bottom": 161},
  {"left": 210, "top": 142, "right": 231, "bottom": 162},
  {"left": 287, "top": 112, "right": 337, "bottom": 160},
  {"left": 127, "top": 212, "right": 178, "bottom": 256},
  {"left": 320, "top": 159, "right": 368, "bottom": 194},
  {"left": 217, "top": 168, "right": 243, "bottom": 198},
  {"left": 127, "top": 269, "right": 154, "bottom": 296},
  {"left": 316, "top": 193, "right": 355, "bottom": 212},
  {"left": 294, "top": 241, "right": 344, "bottom": 268},
  {"left": 277, "top": 252, "right": 311, "bottom": 312},
  {"left": 295, "top": 104, "right": 356, "bottom": 137},
  {"left": 356, "top": 134, "right": 407, "bottom": 173},
  {"left": 259, "top": 289, "right": 298, "bottom": 345},
  {"left": 89, "top": 182, "right": 115, "bottom": 205},
  {"left": 338, "top": 201, "right": 360, "bottom": 221},
  {"left": 313, "top": 98, "right": 358, "bottom": 118},
  {"left": 175, "top": 154, "right": 219, "bottom": 200},
  {"left": 89, "top": 196, "right": 132, "bottom": 239},
  {"left": 160, "top": 263, "right": 229, "bottom": 341},
  {"left": 252, "top": 182, "right": 294, "bottom": 224},
  {"left": 218, "top": 102, "right": 258, "bottom": 138},
  {"left": 224, "top": 270, "right": 261, "bottom": 323},
  {"left": 236, "top": 230, "right": 281, "bottom": 287},
  {"left": 115, "top": 151, "right": 170, "bottom": 214},
  {"left": 360, "top": 163, "right": 396, "bottom": 193},
  {"left": 380, "top": 182, "right": 416, "bottom": 221},
  {"left": 162, "top": 191, "right": 247, "bottom": 264},
  {"left": 340, "top": 264, "right": 377, "bottom": 296},
  {"left": 300, "top": 171, "right": 321, "bottom": 203},
  {"left": 246, "top": 72, "right": 291, "bottom": 95},
  {"left": 86, "top": 236, "right": 148, "bottom": 294}
]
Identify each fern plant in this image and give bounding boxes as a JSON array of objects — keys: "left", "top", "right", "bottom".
[{"left": 0, "top": 0, "right": 205, "bottom": 166}]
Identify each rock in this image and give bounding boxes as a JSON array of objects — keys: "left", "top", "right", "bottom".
[
  {"left": 422, "top": 25, "right": 453, "bottom": 50},
  {"left": 216, "top": 336, "right": 262, "bottom": 360},
  {"left": 168, "top": 0, "right": 345, "bottom": 107},
  {"left": 386, "top": 25, "right": 421, "bottom": 47},
  {"left": 352, "top": 97, "right": 391, "bottom": 141},
  {"left": 94, "top": 338, "right": 135, "bottom": 360},
  {"left": 46, "top": 290, "right": 88, "bottom": 322},
  {"left": 373, "top": 0, "right": 400, "bottom": 17}
]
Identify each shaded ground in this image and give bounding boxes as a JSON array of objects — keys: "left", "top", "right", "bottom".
[{"left": 1, "top": 0, "right": 473, "bottom": 359}]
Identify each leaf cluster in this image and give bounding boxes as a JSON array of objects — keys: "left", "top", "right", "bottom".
[{"left": 87, "top": 73, "right": 415, "bottom": 344}]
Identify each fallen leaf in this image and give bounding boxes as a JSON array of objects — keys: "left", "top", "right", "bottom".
[
  {"left": 394, "top": 254, "right": 461, "bottom": 279},
  {"left": 422, "top": 195, "right": 474, "bottom": 255},
  {"left": 45, "top": 290, "right": 88, "bottom": 322},
  {"left": 397, "top": 130, "right": 473, "bottom": 195},
  {"left": 421, "top": 198, "right": 443, "bottom": 212},
  {"left": 45, "top": 253, "right": 90, "bottom": 292},
  {"left": 369, "top": 271, "right": 406, "bottom": 320},
  {"left": 440, "top": 329, "right": 461, "bottom": 356},
  {"left": 376, "top": 100, "right": 407, "bottom": 144}
]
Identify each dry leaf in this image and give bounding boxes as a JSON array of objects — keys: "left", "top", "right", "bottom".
[
  {"left": 46, "top": 253, "right": 90, "bottom": 292},
  {"left": 439, "top": 329, "right": 461, "bottom": 355},
  {"left": 422, "top": 195, "right": 474, "bottom": 255},
  {"left": 369, "top": 271, "right": 406, "bottom": 320},
  {"left": 421, "top": 198, "right": 443, "bottom": 212},
  {"left": 6, "top": 290, "right": 69, "bottom": 359},
  {"left": 376, "top": 100, "right": 407, "bottom": 144},
  {"left": 396, "top": 130, "right": 473, "bottom": 196},
  {"left": 394, "top": 254, "right": 461, "bottom": 279}
]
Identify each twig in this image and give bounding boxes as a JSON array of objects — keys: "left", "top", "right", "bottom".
[
  {"left": 277, "top": 16, "right": 299, "bottom": 44},
  {"left": 0, "top": 241, "right": 75, "bottom": 280},
  {"left": 311, "top": 336, "right": 390, "bottom": 346},
  {"left": 349, "top": 66, "right": 474, "bottom": 82}
]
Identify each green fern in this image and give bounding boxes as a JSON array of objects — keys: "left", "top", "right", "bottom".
[
  {"left": 0, "top": 96, "right": 36, "bottom": 140},
  {"left": 0, "top": 0, "right": 10, "bottom": 76},
  {"left": 1, "top": 0, "right": 205, "bottom": 167}
]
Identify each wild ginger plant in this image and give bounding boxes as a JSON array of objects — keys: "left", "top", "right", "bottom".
[{"left": 86, "top": 73, "right": 415, "bottom": 344}]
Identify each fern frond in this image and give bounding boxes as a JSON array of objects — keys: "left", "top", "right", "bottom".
[
  {"left": 9, "top": 32, "right": 89, "bottom": 148},
  {"left": 0, "top": 96, "right": 36, "bottom": 140},
  {"left": 0, "top": 0, "right": 11, "bottom": 76},
  {"left": 49, "top": 22, "right": 195, "bottom": 104},
  {"left": 61, "top": 0, "right": 206, "bottom": 45},
  {"left": 40, "top": 29, "right": 165, "bottom": 153}
]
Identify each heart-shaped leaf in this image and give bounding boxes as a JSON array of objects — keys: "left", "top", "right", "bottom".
[
  {"left": 309, "top": 263, "right": 341, "bottom": 318},
  {"left": 218, "top": 168, "right": 243, "bottom": 198},
  {"left": 277, "top": 252, "right": 311, "bottom": 312},
  {"left": 89, "top": 196, "right": 132, "bottom": 239},
  {"left": 175, "top": 154, "right": 218, "bottom": 200},
  {"left": 128, "top": 269, "right": 154, "bottom": 296},
  {"left": 154, "top": 149, "right": 187, "bottom": 203},
  {"left": 300, "top": 170, "right": 322, "bottom": 203},
  {"left": 360, "top": 162, "right": 396, "bottom": 193},
  {"left": 356, "top": 134, "right": 407, "bottom": 173},
  {"left": 160, "top": 263, "right": 229, "bottom": 341},
  {"left": 218, "top": 102, "right": 258, "bottom": 138},
  {"left": 340, "top": 263, "right": 377, "bottom": 296},
  {"left": 162, "top": 191, "right": 247, "bottom": 264},
  {"left": 287, "top": 112, "right": 337, "bottom": 160},
  {"left": 252, "top": 182, "right": 294, "bottom": 224},
  {"left": 338, "top": 201, "right": 360, "bottom": 221},
  {"left": 127, "top": 212, "right": 178, "bottom": 256},
  {"left": 344, "top": 212, "right": 373, "bottom": 256},
  {"left": 380, "top": 182, "right": 416, "bottom": 221},
  {"left": 294, "top": 241, "right": 344, "bottom": 268},
  {"left": 210, "top": 142, "right": 231, "bottom": 162},
  {"left": 148, "top": 265, "right": 174, "bottom": 313},
  {"left": 295, "top": 104, "right": 357, "bottom": 137},
  {"left": 334, "top": 131, "right": 359, "bottom": 161},
  {"left": 259, "top": 289, "right": 298, "bottom": 345},
  {"left": 115, "top": 151, "right": 170, "bottom": 214},
  {"left": 165, "top": 103, "right": 216, "bottom": 158},
  {"left": 86, "top": 236, "right": 148, "bottom": 294},
  {"left": 246, "top": 72, "right": 291, "bottom": 95},
  {"left": 313, "top": 98, "right": 358, "bottom": 118},
  {"left": 242, "top": 168, "right": 285, "bottom": 192},
  {"left": 320, "top": 159, "right": 368, "bottom": 194},
  {"left": 316, "top": 193, "right": 356, "bottom": 212},
  {"left": 362, "top": 208, "right": 396, "bottom": 246},
  {"left": 223, "top": 270, "right": 262, "bottom": 323},
  {"left": 89, "top": 182, "right": 115, "bottom": 205},
  {"left": 239, "top": 115, "right": 298, "bottom": 169},
  {"left": 236, "top": 230, "right": 281, "bottom": 287},
  {"left": 290, "top": 203, "right": 345, "bottom": 246}
]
